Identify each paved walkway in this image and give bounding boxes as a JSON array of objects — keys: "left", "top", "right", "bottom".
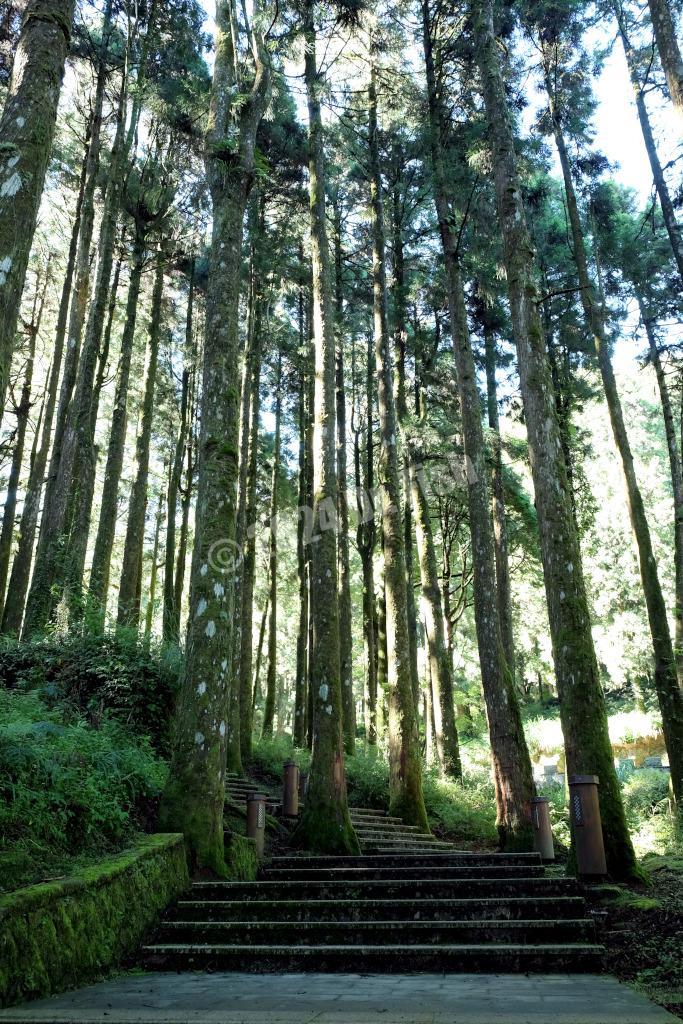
[{"left": 0, "top": 972, "right": 676, "bottom": 1024}]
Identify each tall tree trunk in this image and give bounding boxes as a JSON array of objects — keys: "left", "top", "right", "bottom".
[
  {"left": 294, "top": 270, "right": 309, "bottom": 748},
  {"left": 473, "top": 0, "right": 640, "bottom": 878},
  {"left": 173, "top": 389, "right": 196, "bottom": 634},
  {"left": 483, "top": 319, "right": 515, "bottom": 680},
  {"left": 613, "top": 3, "right": 683, "bottom": 287},
  {"left": 0, "top": 157, "right": 87, "bottom": 637},
  {"left": 162, "top": 265, "right": 193, "bottom": 644},
  {"left": 647, "top": 0, "right": 683, "bottom": 125},
  {"left": 545, "top": 68, "right": 683, "bottom": 803},
  {"left": 252, "top": 595, "right": 269, "bottom": 718},
  {"left": 0, "top": 269, "right": 45, "bottom": 614},
  {"left": 262, "top": 351, "right": 282, "bottom": 740},
  {"left": 117, "top": 248, "right": 164, "bottom": 627},
  {"left": 24, "top": 5, "right": 139, "bottom": 632},
  {"left": 237, "top": 282, "right": 264, "bottom": 763},
  {"left": 0, "top": 0, "right": 75, "bottom": 422},
  {"left": 88, "top": 226, "right": 146, "bottom": 612},
  {"left": 369, "top": 58, "right": 428, "bottom": 830},
  {"left": 332, "top": 196, "right": 356, "bottom": 755},
  {"left": 144, "top": 486, "right": 164, "bottom": 640},
  {"left": 292, "top": 3, "right": 357, "bottom": 855},
  {"left": 159, "top": 0, "right": 271, "bottom": 872},
  {"left": 639, "top": 304, "right": 683, "bottom": 686},
  {"left": 392, "top": 177, "right": 421, "bottom": 716},
  {"left": 355, "top": 331, "right": 378, "bottom": 744},
  {"left": 423, "top": 0, "right": 533, "bottom": 843},
  {"left": 229, "top": 224, "right": 259, "bottom": 772}
]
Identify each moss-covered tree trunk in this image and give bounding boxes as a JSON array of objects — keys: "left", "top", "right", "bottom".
[
  {"left": 332, "top": 195, "right": 356, "bottom": 755},
  {"left": 545, "top": 69, "right": 683, "bottom": 803},
  {"left": 262, "top": 351, "right": 282, "bottom": 740},
  {"left": 159, "top": 0, "right": 271, "bottom": 872},
  {"left": 292, "top": 2, "right": 358, "bottom": 855},
  {"left": 647, "top": 0, "right": 683, "bottom": 126},
  {"left": 423, "top": 0, "right": 533, "bottom": 843},
  {"left": 117, "top": 249, "right": 165, "bottom": 628},
  {"left": 0, "top": 0, "right": 75, "bottom": 423},
  {"left": 473, "top": 0, "right": 639, "bottom": 878},
  {"left": 88, "top": 228, "right": 146, "bottom": 614},
  {"left": 368, "top": 58, "right": 428, "bottom": 830}
]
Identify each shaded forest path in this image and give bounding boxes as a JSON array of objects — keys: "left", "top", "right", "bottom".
[{"left": 141, "top": 805, "right": 603, "bottom": 972}]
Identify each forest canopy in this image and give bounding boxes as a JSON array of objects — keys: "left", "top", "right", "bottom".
[{"left": 1, "top": 0, "right": 682, "bottom": 885}]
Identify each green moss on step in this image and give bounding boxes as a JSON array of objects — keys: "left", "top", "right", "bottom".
[
  {"left": 0, "top": 834, "right": 188, "bottom": 1008},
  {"left": 223, "top": 833, "right": 259, "bottom": 881}
]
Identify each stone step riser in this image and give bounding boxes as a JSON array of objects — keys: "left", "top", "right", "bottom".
[
  {"left": 259, "top": 866, "right": 546, "bottom": 882},
  {"left": 269, "top": 854, "right": 542, "bottom": 868},
  {"left": 142, "top": 944, "right": 602, "bottom": 974},
  {"left": 156, "top": 919, "right": 596, "bottom": 946},
  {"left": 189, "top": 878, "right": 579, "bottom": 901},
  {"left": 174, "top": 896, "right": 588, "bottom": 923},
  {"left": 354, "top": 829, "right": 440, "bottom": 838},
  {"left": 348, "top": 823, "right": 424, "bottom": 833}
]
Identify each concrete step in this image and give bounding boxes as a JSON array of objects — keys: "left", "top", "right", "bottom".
[
  {"left": 174, "top": 894, "right": 588, "bottom": 923},
  {"left": 156, "top": 917, "right": 596, "bottom": 946},
  {"left": 360, "top": 843, "right": 457, "bottom": 854},
  {"left": 348, "top": 821, "right": 425, "bottom": 833},
  {"left": 348, "top": 807, "right": 389, "bottom": 816},
  {"left": 259, "top": 864, "right": 546, "bottom": 882},
  {"left": 188, "top": 876, "right": 580, "bottom": 901},
  {"left": 142, "top": 942, "right": 603, "bottom": 973},
  {"left": 269, "top": 852, "right": 542, "bottom": 869},
  {"left": 350, "top": 814, "right": 402, "bottom": 824}
]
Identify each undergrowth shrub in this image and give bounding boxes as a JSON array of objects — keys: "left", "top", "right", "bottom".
[
  {"left": 422, "top": 765, "right": 498, "bottom": 846},
  {"left": 249, "top": 735, "right": 311, "bottom": 783},
  {"left": 0, "top": 689, "right": 167, "bottom": 891},
  {"left": 0, "top": 632, "right": 181, "bottom": 751},
  {"left": 621, "top": 768, "right": 671, "bottom": 825}
]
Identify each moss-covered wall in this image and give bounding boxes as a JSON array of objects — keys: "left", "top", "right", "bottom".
[{"left": 0, "top": 833, "right": 188, "bottom": 1008}]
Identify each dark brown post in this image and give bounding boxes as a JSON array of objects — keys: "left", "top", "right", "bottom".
[
  {"left": 246, "top": 792, "right": 267, "bottom": 857},
  {"left": 569, "top": 775, "right": 607, "bottom": 879},
  {"left": 283, "top": 760, "right": 300, "bottom": 818}
]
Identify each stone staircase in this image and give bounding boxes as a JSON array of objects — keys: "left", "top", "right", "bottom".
[
  {"left": 142, "top": 806, "right": 603, "bottom": 972},
  {"left": 224, "top": 772, "right": 281, "bottom": 813}
]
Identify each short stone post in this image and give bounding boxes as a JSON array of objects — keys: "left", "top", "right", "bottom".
[
  {"left": 246, "top": 792, "right": 267, "bottom": 858},
  {"left": 569, "top": 775, "right": 607, "bottom": 880},
  {"left": 283, "top": 760, "right": 300, "bottom": 818},
  {"left": 299, "top": 771, "right": 310, "bottom": 802},
  {"left": 531, "top": 796, "right": 555, "bottom": 862}
]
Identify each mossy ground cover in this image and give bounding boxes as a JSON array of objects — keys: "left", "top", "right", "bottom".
[{"left": 590, "top": 852, "right": 683, "bottom": 1020}]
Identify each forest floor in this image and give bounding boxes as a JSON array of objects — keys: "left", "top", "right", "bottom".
[{"left": 591, "top": 854, "right": 683, "bottom": 1020}]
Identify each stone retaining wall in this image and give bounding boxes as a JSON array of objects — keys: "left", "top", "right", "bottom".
[{"left": 0, "top": 833, "right": 188, "bottom": 1007}]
